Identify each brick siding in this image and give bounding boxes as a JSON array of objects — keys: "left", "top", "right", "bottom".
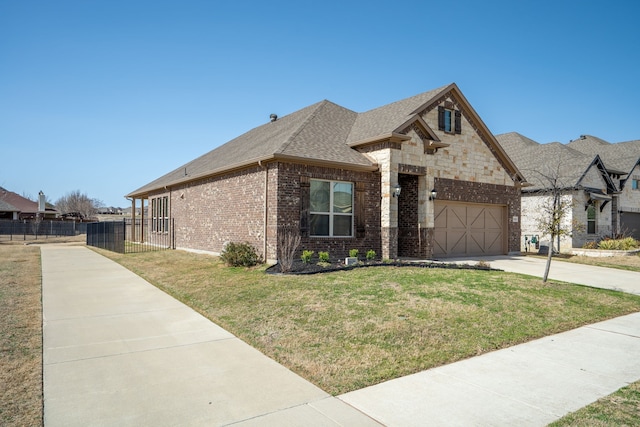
[{"left": 147, "top": 162, "right": 381, "bottom": 262}]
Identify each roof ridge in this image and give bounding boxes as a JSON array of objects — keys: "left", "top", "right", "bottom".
[{"left": 276, "top": 100, "right": 332, "bottom": 154}]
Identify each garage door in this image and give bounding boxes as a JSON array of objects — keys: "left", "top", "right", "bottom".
[
  {"left": 621, "top": 212, "right": 640, "bottom": 240},
  {"left": 434, "top": 202, "right": 505, "bottom": 257}
]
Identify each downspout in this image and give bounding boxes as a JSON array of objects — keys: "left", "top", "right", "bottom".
[{"left": 258, "top": 160, "right": 268, "bottom": 261}]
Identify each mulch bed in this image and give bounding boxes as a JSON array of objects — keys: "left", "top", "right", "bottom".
[{"left": 265, "top": 259, "right": 500, "bottom": 275}]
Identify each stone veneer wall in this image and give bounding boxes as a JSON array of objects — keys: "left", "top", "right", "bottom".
[{"left": 435, "top": 177, "right": 521, "bottom": 254}]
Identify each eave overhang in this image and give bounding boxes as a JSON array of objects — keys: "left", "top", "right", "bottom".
[{"left": 126, "top": 154, "right": 378, "bottom": 199}]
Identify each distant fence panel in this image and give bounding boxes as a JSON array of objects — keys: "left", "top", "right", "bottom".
[
  {"left": 86, "top": 219, "right": 173, "bottom": 254},
  {"left": 0, "top": 219, "right": 84, "bottom": 241},
  {"left": 86, "top": 222, "right": 125, "bottom": 253}
]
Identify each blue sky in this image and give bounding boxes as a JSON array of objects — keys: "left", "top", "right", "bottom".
[{"left": 1, "top": 0, "right": 639, "bottom": 207}]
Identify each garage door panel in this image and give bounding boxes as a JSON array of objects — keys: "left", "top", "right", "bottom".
[
  {"left": 449, "top": 231, "right": 467, "bottom": 253},
  {"left": 434, "top": 202, "right": 505, "bottom": 257},
  {"left": 621, "top": 213, "right": 640, "bottom": 241}
]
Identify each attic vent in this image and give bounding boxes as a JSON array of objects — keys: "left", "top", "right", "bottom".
[{"left": 270, "top": 114, "right": 278, "bottom": 122}]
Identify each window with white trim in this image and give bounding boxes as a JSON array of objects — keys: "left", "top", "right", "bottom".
[
  {"left": 310, "top": 179, "right": 353, "bottom": 237},
  {"left": 152, "top": 196, "right": 169, "bottom": 233},
  {"left": 586, "top": 204, "right": 596, "bottom": 234}
]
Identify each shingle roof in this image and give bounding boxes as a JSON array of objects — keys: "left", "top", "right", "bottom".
[
  {"left": 129, "top": 84, "right": 523, "bottom": 197},
  {"left": 568, "top": 135, "right": 640, "bottom": 174},
  {"left": 0, "top": 187, "right": 37, "bottom": 213},
  {"left": 346, "top": 85, "right": 448, "bottom": 144},
  {"left": 128, "top": 100, "right": 369, "bottom": 196},
  {"left": 496, "top": 133, "right": 601, "bottom": 191},
  {"left": 0, "top": 199, "right": 19, "bottom": 212}
]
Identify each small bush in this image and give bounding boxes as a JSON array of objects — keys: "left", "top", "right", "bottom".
[
  {"left": 476, "top": 260, "right": 491, "bottom": 268},
  {"left": 349, "top": 249, "right": 359, "bottom": 258},
  {"left": 366, "top": 250, "right": 376, "bottom": 261},
  {"left": 301, "top": 250, "right": 314, "bottom": 263},
  {"left": 318, "top": 251, "right": 330, "bottom": 263},
  {"left": 582, "top": 241, "right": 598, "bottom": 249},
  {"left": 220, "top": 242, "right": 262, "bottom": 267},
  {"left": 598, "top": 237, "right": 639, "bottom": 251}
]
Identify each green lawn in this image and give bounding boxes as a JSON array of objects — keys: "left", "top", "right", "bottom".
[
  {"left": 550, "top": 381, "right": 640, "bottom": 426},
  {"left": 95, "top": 248, "right": 640, "bottom": 396}
]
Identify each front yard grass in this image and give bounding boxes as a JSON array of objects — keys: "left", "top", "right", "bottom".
[
  {"left": 0, "top": 244, "right": 42, "bottom": 426},
  {"left": 550, "top": 381, "right": 640, "bottom": 426},
  {"left": 96, "top": 248, "right": 640, "bottom": 395}
]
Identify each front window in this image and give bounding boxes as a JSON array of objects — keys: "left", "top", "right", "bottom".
[
  {"left": 587, "top": 204, "right": 596, "bottom": 234},
  {"left": 444, "top": 109, "right": 452, "bottom": 132},
  {"left": 310, "top": 179, "right": 353, "bottom": 237},
  {"left": 152, "top": 196, "right": 169, "bottom": 233},
  {"left": 438, "top": 106, "right": 461, "bottom": 134},
  {"left": 632, "top": 179, "right": 639, "bottom": 190}
]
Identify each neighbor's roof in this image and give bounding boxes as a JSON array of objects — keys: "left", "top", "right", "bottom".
[
  {"left": 568, "top": 135, "right": 640, "bottom": 175},
  {"left": 129, "top": 84, "right": 524, "bottom": 198},
  {"left": 0, "top": 199, "right": 20, "bottom": 212},
  {"left": 0, "top": 187, "right": 38, "bottom": 213},
  {"left": 496, "top": 133, "right": 610, "bottom": 191}
]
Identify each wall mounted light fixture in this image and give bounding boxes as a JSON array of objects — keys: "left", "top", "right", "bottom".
[
  {"left": 392, "top": 184, "right": 402, "bottom": 198},
  {"left": 429, "top": 188, "right": 437, "bottom": 200}
]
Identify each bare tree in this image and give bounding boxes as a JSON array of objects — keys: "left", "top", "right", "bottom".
[
  {"left": 525, "top": 161, "right": 582, "bottom": 282},
  {"left": 55, "top": 190, "right": 103, "bottom": 220},
  {"left": 277, "top": 225, "right": 301, "bottom": 273}
]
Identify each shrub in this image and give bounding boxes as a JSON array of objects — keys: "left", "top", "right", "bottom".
[
  {"left": 366, "top": 250, "right": 376, "bottom": 261},
  {"left": 582, "top": 241, "right": 598, "bottom": 249},
  {"left": 318, "top": 251, "right": 330, "bottom": 263},
  {"left": 277, "top": 226, "right": 301, "bottom": 273},
  {"left": 598, "top": 237, "right": 639, "bottom": 251},
  {"left": 220, "top": 242, "right": 262, "bottom": 267},
  {"left": 349, "top": 249, "right": 359, "bottom": 258},
  {"left": 301, "top": 250, "right": 314, "bottom": 263}
]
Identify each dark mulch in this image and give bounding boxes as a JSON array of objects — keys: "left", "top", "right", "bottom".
[{"left": 265, "top": 259, "right": 500, "bottom": 275}]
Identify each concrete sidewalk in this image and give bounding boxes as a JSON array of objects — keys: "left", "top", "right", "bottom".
[
  {"left": 43, "top": 245, "right": 640, "bottom": 426},
  {"left": 41, "top": 245, "right": 379, "bottom": 426},
  {"left": 339, "top": 255, "right": 640, "bottom": 426},
  {"left": 340, "top": 312, "right": 640, "bottom": 426}
]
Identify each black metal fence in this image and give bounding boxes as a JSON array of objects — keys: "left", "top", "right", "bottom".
[
  {"left": 0, "top": 219, "right": 87, "bottom": 241},
  {"left": 86, "top": 218, "right": 174, "bottom": 254}
]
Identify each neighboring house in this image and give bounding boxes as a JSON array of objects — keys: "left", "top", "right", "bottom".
[
  {"left": 497, "top": 132, "right": 638, "bottom": 252},
  {"left": 567, "top": 135, "right": 640, "bottom": 239},
  {"left": 127, "top": 83, "right": 526, "bottom": 261},
  {"left": 0, "top": 187, "right": 58, "bottom": 220}
]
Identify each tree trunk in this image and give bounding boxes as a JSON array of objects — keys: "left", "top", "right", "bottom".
[{"left": 543, "top": 236, "right": 553, "bottom": 282}]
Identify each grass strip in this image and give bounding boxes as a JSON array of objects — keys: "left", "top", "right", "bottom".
[
  {"left": 549, "top": 380, "right": 640, "bottom": 426},
  {"left": 0, "top": 245, "right": 43, "bottom": 426}
]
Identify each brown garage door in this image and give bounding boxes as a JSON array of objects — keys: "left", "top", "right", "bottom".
[
  {"left": 621, "top": 212, "right": 640, "bottom": 240},
  {"left": 434, "top": 202, "right": 506, "bottom": 257}
]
